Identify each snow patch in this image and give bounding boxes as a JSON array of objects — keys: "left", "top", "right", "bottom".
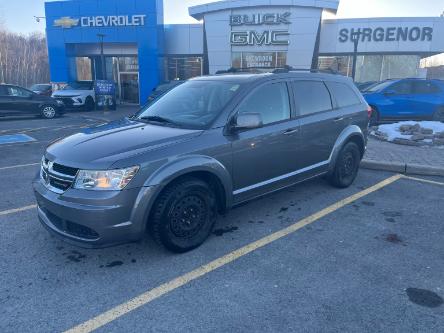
[{"left": 376, "top": 121, "right": 444, "bottom": 142}]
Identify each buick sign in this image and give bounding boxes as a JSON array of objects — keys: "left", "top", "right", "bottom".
[{"left": 230, "top": 12, "right": 291, "bottom": 26}]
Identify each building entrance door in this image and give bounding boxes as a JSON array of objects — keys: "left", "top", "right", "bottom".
[{"left": 119, "top": 73, "right": 139, "bottom": 104}]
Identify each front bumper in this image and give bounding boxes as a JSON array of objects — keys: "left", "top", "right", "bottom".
[
  {"left": 33, "top": 178, "right": 157, "bottom": 248},
  {"left": 54, "top": 97, "right": 85, "bottom": 109}
]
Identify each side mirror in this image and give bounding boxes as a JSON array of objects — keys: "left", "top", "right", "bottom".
[
  {"left": 234, "top": 113, "right": 263, "bottom": 130},
  {"left": 384, "top": 90, "right": 396, "bottom": 96}
]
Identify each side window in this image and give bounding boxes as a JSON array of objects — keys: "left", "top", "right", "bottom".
[
  {"left": 327, "top": 82, "right": 361, "bottom": 108},
  {"left": 292, "top": 81, "right": 332, "bottom": 116},
  {"left": 389, "top": 81, "right": 413, "bottom": 95},
  {"left": 0, "top": 86, "right": 8, "bottom": 96},
  {"left": 413, "top": 81, "right": 441, "bottom": 94},
  {"left": 238, "top": 82, "right": 290, "bottom": 125}
]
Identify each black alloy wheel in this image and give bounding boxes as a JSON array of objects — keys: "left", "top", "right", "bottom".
[
  {"left": 329, "top": 142, "right": 361, "bottom": 188},
  {"left": 150, "top": 178, "right": 217, "bottom": 253}
]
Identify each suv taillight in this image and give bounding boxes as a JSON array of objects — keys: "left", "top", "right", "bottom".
[{"left": 367, "top": 106, "right": 373, "bottom": 119}]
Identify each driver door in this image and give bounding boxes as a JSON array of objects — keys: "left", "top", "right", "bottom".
[
  {"left": 7, "top": 86, "right": 36, "bottom": 114},
  {"left": 231, "top": 81, "right": 300, "bottom": 202}
]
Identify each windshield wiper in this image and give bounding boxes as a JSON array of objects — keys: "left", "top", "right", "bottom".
[{"left": 138, "top": 115, "right": 179, "bottom": 126}]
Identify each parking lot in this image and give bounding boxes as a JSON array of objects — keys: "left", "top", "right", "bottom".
[{"left": 1, "top": 110, "right": 444, "bottom": 333}]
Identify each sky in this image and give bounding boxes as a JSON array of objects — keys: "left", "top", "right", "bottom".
[{"left": 0, "top": 0, "right": 443, "bottom": 34}]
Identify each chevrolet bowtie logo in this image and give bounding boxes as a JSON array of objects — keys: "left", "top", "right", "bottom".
[{"left": 54, "top": 17, "right": 79, "bottom": 28}]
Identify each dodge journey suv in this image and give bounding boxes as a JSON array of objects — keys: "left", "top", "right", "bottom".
[{"left": 33, "top": 70, "right": 370, "bottom": 253}]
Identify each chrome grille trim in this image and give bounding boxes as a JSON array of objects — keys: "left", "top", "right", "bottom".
[{"left": 41, "top": 158, "right": 78, "bottom": 193}]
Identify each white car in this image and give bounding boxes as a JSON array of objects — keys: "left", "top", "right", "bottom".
[{"left": 52, "top": 81, "right": 96, "bottom": 111}]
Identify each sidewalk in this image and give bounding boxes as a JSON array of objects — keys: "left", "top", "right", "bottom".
[{"left": 363, "top": 137, "right": 444, "bottom": 176}]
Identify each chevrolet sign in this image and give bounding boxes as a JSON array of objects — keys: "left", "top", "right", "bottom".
[{"left": 54, "top": 15, "right": 146, "bottom": 29}]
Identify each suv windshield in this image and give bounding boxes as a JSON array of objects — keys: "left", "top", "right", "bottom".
[
  {"left": 136, "top": 80, "right": 241, "bottom": 129},
  {"left": 63, "top": 81, "right": 93, "bottom": 90}
]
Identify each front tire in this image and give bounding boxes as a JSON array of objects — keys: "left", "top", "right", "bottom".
[
  {"left": 150, "top": 178, "right": 217, "bottom": 253},
  {"left": 41, "top": 105, "right": 57, "bottom": 119},
  {"left": 329, "top": 142, "right": 361, "bottom": 188}
]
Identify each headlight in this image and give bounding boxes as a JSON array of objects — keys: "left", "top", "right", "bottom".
[{"left": 73, "top": 166, "right": 139, "bottom": 191}]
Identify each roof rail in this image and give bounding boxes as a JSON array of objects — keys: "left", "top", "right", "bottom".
[
  {"left": 214, "top": 66, "right": 343, "bottom": 76},
  {"left": 272, "top": 66, "right": 342, "bottom": 75}
]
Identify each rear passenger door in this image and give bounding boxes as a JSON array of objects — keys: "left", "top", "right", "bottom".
[
  {"left": 292, "top": 80, "right": 343, "bottom": 168},
  {"left": 231, "top": 80, "right": 300, "bottom": 199}
]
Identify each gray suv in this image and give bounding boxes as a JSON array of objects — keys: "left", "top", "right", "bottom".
[{"left": 33, "top": 71, "right": 370, "bottom": 253}]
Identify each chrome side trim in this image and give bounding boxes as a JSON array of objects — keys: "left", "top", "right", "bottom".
[{"left": 233, "top": 160, "right": 329, "bottom": 195}]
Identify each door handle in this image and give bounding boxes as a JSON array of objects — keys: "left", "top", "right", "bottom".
[
  {"left": 333, "top": 117, "right": 344, "bottom": 122},
  {"left": 284, "top": 128, "right": 299, "bottom": 135}
]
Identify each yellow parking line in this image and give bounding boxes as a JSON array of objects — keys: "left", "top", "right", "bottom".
[
  {"left": 0, "top": 163, "right": 40, "bottom": 171},
  {"left": 65, "top": 174, "right": 402, "bottom": 333},
  {"left": 402, "top": 175, "right": 444, "bottom": 187},
  {"left": 0, "top": 205, "right": 37, "bottom": 217}
]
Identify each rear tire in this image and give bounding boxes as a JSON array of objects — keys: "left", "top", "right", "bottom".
[
  {"left": 85, "top": 96, "right": 95, "bottom": 111},
  {"left": 433, "top": 107, "right": 444, "bottom": 122},
  {"left": 150, "top": 178, "right": 217, "bottom": 253},
  {"left": 329, "top": 142, "right": 361, "bottom": 188},
  {"left": 41, "top": 105, "right": 57, "bottom": 119}
]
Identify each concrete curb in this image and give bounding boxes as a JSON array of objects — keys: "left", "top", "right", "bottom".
[{"left": 361, "top": 159, "right": 444, "bottom": 177}]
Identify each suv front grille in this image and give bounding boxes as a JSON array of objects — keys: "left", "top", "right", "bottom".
[
  {"left": 41, "top": 158, "right": 78, "bottom": 193},
  {"left": 55, "top": 97, "right": 74, "bottom": 107}
]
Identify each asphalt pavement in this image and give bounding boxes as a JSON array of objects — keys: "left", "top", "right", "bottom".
[{"left": 0, "top": 110, "right": 443, "bottom": 332}]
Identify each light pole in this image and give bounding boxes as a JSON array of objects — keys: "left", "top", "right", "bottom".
[
  {"left": 351, "top": 31, "right": 360, "bottom": 81},
  {"left": 97, "top": 33, "right": 106, "bottom": 80}
]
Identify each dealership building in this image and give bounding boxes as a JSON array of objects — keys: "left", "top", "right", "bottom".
[{"left": 45, "top": 0, "right": 444, "bottom": 104}]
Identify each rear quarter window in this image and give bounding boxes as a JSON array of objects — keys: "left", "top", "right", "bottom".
[
  {"left": 327, "top": 82, "right": 362, "bottom": 108},
  {"left": 292, "top": 80, "right": 332, "bottom": 116}
]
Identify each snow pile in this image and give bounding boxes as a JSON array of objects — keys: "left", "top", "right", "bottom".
[{"left": 371, "top": 121, "right": 444, "bottom": 146}]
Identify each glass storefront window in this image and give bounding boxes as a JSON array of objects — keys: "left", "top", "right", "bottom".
[
  {"left": 420, "top": 53, "right": 444, "bottom": 79},
  {"left": 76, "top": 57, "right": 92, "bottom": 81},
  {"left": 119, "top": 57, "right": 139, "bottom": 72},
  {"left": 165, "top": 57, "right": 203, "bottom": 81},
  {"left": 319, "top": 55, "right": 422, "bottom": 83},
  {"left": 231, "top": 52, "right": 287, "bottom": 69}
]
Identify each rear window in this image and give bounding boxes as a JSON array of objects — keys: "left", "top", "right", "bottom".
[
  {"left": 0, "top": 86, "right": 7, "bottom": 96},
  {"left": 327, "top": 82, "right": 361, "bottom": 108},
  {"left": 292, "top": 81, "right": 332, "bottom": 116}
]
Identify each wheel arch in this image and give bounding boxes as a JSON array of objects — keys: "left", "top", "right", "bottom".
[
  {"left": 328, "top": 125, "right": 366, "bottom": 174},
  {"left": 137, "top": 155, "right": 233, "bottom": 232}
]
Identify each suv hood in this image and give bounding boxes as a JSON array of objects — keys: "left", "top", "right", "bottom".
[
  {"left": 46, "top": 118, "right": 203, "bottom": 169},
  {"left": 53, "top": 90, "right": 92, "bottom": 97}
]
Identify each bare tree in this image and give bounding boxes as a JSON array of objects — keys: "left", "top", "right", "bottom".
[{"left": 0, "top": 28, "right": 50, "bottom": 87}]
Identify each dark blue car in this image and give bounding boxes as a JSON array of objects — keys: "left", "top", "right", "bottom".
[{"left": 363, "top": 78, "right": 444, "bottom": 125}]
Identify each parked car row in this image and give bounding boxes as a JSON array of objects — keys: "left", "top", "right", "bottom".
[
  {"left": 361, "top": 78, "right": 444, "bottom": 125},
  {"left": 0, "top": 81, "right": 97, "bottom": 119},
  {"left": 0, "top": 84, "right": 65, "bottom": 119}
]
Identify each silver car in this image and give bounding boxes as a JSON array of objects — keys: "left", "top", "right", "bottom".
[{"left": 33, "top": 70, "right": 370, "bottom": 253}]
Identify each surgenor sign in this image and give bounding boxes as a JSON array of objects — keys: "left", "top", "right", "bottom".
[
  {"left": 230, "top": 12, "right": 291, "bottom": 46},
  {"left": 54, "top": 15, "right": 146, "bottom": 28}
]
